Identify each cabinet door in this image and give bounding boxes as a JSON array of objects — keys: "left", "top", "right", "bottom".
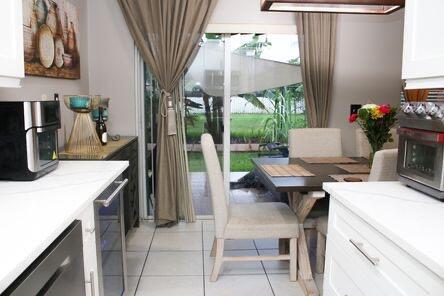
[
  {"left": 78, "top": 205, "right": 100, "bottom": 296},
  {"left": 402, "top": 0, "right": 444, "bottom": 89},
  {"left": 0, "top": 0, "right": 24, "bottom": 87}
]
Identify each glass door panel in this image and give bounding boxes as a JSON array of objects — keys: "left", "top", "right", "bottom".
[
  {"left": 228, "top": 34, "right": 306, "bottom": 199},
  {"left": 144, "top": 65, "right": 159, "bottom": 216},
  {"left": 185, "top": 34, "right": 225, "bottom": 215}
]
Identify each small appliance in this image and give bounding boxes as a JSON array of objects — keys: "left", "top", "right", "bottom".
[
  {"left": 398, "top": 90, "right": 444, "bottom": 200},
  {"left": 94, "top": 176, "right": 128, "bottom": 295},
  {"left": 0, "top": 100, "right": 61, "bottom": 181}
]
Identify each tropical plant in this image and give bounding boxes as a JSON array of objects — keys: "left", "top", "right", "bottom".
[
  {"left": 238, "top": 83, "right": 305, "bottom": 144},
  {"left": 261, "top": 86, "right": 306, "bottom": 144}
]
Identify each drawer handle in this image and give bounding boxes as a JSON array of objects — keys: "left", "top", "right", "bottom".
[
  {"left": 96, "top": 179, "right": 129, "bottom": 207},
  {"left": 349, "top": 239, "right": 379, "bottom": 266}
]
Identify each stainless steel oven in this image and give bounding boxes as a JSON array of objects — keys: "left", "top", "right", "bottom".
[
  {"left": 3, "top": 221, "right": 86, "bottom": 296},
  {"left": 398, "top": 97, "right": 444, "bottom": 200}
]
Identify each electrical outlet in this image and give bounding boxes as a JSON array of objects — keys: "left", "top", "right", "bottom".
[{"left": 350, "top": 104, "right": 362, "bottom": 115}]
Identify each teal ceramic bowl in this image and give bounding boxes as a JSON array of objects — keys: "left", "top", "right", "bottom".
[
  {"left": 69, "top": 96, "right": 90, "bottom": 109},
  {"left": 63, "top": 95, "right": 100, "bottom": 113}
]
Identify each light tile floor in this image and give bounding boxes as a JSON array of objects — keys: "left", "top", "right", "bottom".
[{"left": 125, "top": 220, "right": 323, "bottom": 296}]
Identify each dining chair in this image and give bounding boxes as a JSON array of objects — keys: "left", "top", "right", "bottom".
[
  {"left": 368, "top": 148, "right": 399, "bottom": 182},
  {"left": 201, "top": 133, "right": 299, "bottom": 282},
  {"left": 288, "top": 128, "right": 342, "bottom": 158},
  {"left": 315, "top": 148, "right": 399, "bottom": 274},
  {"left": 355, "top": 128, "right": 398, "bottom": 158}
]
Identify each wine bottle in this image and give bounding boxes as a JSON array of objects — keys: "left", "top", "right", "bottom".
[{"left": 96, "top": 107, "right": 107, "bottom": 145}]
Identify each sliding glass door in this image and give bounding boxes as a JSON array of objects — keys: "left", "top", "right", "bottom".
[
  {"left": 184, "top": 33, "right": 306, "bottom": 215},
  {"left": 185, "top": 34, "right": 226, "bottom": 215},
  {"left": 228, "top": 34, "right": 305, "bottom": 202}
]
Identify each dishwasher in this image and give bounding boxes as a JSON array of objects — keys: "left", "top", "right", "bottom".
[
  {"left": 94, "top": 177, "right": 128, "bottom": 296},
  {"left": 3, "top": 221, "right": 86, "bottom": 296}
]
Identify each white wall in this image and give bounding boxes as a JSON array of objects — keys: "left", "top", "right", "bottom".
[
  {"left": 329, "top": 10, "right": 404, "bottom": 156},
  {"left": 87, "top": 0, "right": 136, "bottom": 137},
  {"left": 0, "top": 0, "right": 89, "bottom": 146},
  {"left": 0, "top": 0, "right": 136, "bottom": 146}
]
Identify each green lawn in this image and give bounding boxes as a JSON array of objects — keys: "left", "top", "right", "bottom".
[
  {"left": 188, "top": 151, "right": 258, "bottom": 172},
  {"left": 186, "top": 113, "right": 306, "bottom": 143}
]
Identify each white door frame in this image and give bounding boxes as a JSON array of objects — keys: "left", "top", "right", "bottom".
[
  {"left": 134, "top": 46, "right": 149, "bottom": 219},
  {"left": 223, "top": 34, "right": 232, "bottom": 196}
]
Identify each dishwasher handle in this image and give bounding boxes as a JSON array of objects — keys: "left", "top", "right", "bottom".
[{"left": 96, "top": 179, "right": 128, "bottom": 207}]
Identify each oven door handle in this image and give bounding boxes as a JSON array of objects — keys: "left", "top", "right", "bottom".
[{"left": 96, "top": 179, "right": 128, "bottom": 207}]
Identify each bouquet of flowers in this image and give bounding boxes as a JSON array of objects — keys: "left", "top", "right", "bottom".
[{"left": 349, "top": 104, "right": 397, "bottom": 165}]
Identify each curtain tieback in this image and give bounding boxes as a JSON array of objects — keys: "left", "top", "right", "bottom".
[{"left": 160, "top": 89, "right": 177, "bottom": 136}]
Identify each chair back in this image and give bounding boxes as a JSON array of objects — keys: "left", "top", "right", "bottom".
[
  {"left": 368, "top": 149, "right": 398, "bottom": 181},
  {"left": 288, "top": 128, "right": 342, "bottom": 158},
  {"left": 201, "top": 134, "right": 228, "bottom": 238},
  {"left": 355, "top": 128, "right": 398, "bottom": 158}
]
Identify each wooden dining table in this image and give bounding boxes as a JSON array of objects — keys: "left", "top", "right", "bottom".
[{"left": 252, "top": 157, "right": 368, "bottom": 296}]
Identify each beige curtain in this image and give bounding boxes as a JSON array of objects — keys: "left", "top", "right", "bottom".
[
  {"left": 118, "top": 0, "right": 218, "bottom": 225},
  {"left": 296, "top": 13, "right": 337, "bottom": 128}
]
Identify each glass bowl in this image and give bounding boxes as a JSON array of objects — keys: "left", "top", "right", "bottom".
[
  {"left": 64, "top": 95, "right": 101, "bottom": 113},
  {"left": 91, "top": 97, "right": 110, "bottom": 121}
]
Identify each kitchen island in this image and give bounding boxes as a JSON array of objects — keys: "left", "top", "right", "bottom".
[
  {"left": 0, "top": 161, "right": 128, "bottom": 293},
  {"left": 323, "top": 181, "right": 444, "bottom": 295}
]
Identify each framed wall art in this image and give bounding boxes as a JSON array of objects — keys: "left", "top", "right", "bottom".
[{"left": 23, "top": 0, "right": 80, "bottom": 79}]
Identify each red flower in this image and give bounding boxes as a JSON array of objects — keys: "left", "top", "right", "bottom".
[
  {"left": 348, "top": 113, "right": 358, "bottom": 123},
  {"left": 379, "top": 104, "right": 391, "bottom": 114}
]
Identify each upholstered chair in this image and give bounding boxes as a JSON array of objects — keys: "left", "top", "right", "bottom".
[
  {"left": 201, "top": 133, "right": 299, "bottom": 282},
  {"left": 315, "top": 148, "right": 399, "bottom": 274},
  {"left": 288, "top": 128, "right": 343, "bottom": 158},
  {"left": 355, "top": 128, "right": 398, "bottom": 158},
  {"left": 368, "top": 149, "right": 399, "bottom": 182}
]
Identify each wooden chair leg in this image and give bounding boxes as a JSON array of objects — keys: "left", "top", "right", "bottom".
[
  {"left": 316, "top": 231, "right": 326, "bottom": 274},
  {"left": 289, "top": 237, "right": 298, "bottom": 282},
  {"left": 210, "top": 238, "right": 224, "bottom": 282},
  {"left": 210, "top": 237, "right": 217, "bottom": 257}
]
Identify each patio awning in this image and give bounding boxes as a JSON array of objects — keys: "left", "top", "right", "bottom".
[{"left": 186, "top": 41, "right": 302, "bottom": 97}]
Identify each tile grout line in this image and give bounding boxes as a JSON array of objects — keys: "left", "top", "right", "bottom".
[
  {"left": 253, "top": 240, "right": 276, "bottom": 296},
  {"left": 133, "top": 226, "right": 157, "bottom": 296}
]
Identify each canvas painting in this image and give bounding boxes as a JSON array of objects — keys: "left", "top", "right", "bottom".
[{"left": 23, "top": 0, "right": 80, "bottom": 79}]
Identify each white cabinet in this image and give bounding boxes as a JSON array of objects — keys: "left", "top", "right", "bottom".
[
  {"left": 0, "top": 0, "right": 24, "bottom": 88},
  {"left": 323, "top": 199, "right": 444, "bottom": 296},
  {"left": 78, "top": 205, "right": 100, "bottom": 296},
  {"left": 402, "top": 0, "right": 444, "bottom": 89}
]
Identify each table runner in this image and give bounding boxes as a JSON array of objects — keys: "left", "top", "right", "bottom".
[
  {"left": 301, "top": 157, "right": 357, "bottom": 164},
  {"left": 335, "top": 164, "right": 371, "bottom": 174},
  {"left": 261, "top": 164, "right": 315, "bottom": 177}
]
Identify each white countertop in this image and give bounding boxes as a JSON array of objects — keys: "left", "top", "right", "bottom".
[
  {"left": 323, "top": 181, "right": 444, "bottom": 280},
  {"left": 0, "top": 160, "right": 129, "bottom": 293}
]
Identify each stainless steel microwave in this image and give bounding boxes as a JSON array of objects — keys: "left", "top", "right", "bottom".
[
  {"left": 0, "top": 100, "right": 61, "bottom": 181},
  {"left": 397, "top": 127, "right": 444, "bottom": 200}
]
